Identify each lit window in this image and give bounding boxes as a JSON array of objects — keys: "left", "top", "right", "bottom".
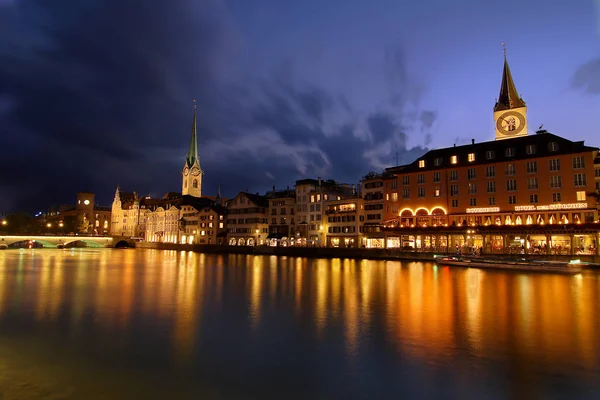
[
  {"left": 577, "top": 191, "right": 586, "bottom": 201},
  {"left": 468, "top": 153, "right": 475, "bottom": 162},
  {"left": 418, "top": 160, "right": 425, "bottom": 168},
  {"left": 450, "top": 155, "right": 458, "bottom": 164}
]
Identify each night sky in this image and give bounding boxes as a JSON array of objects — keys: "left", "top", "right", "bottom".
[{"left": 1, "top": 0, "right": 599, "bottom": 212}]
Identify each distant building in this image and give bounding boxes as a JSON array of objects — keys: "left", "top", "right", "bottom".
[
  {"left": 226, "top": 192, "right": 269, "bottom": 246},
  {"left": 44, "top": 192, "right": 111, "bottom": 235}
]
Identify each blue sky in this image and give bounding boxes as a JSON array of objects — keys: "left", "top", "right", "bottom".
[{"left": 0, "top": 0, "right": 599, "bottom": 211}]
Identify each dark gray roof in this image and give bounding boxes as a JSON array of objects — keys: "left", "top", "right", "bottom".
[{"left": 386, "top": 132, "right": 598, "bottom": 174}]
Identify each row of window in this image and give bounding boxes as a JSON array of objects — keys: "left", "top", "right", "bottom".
[
  {"left": 328, "top": 226, "right": 357, "bottom": 233},
  {"left": 226, "top": 218, "right": 269, "bottom": 225},
  {"left": 418, "top": 142, "right": 563, "bottom": 168},
  {"left": 227, "top": 227, "right": 269, "bottom": 234},
  {"left": 453, "top": 191, "right": 587, "bottom": 208},
  {"left": 411, "top": 157, "right": 586, "bottom": 184},
  {"left": 395, "top": 174, "right": 588, "bottom": 199},
  {"left": 328, "top": 215, "right": 358, "bottom": 223},
  {"left": 270, "top": 207, "right": 294, "bottom": 215}
]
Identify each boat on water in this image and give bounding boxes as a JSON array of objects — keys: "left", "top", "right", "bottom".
[{"left": 433, "top": 255, "right": 585, "bottom": 274}]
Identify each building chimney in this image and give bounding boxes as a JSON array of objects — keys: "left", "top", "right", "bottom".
[
  {"left": 471, "top": 139, "right": 475, "bottom": 145},
  {"left": 318, "top": 176, "right": 322, "bottom": 185},
  {"left": 273, "top": 185, "right": 276, "bottom": 193},
  {"left": 453, "top": 143, "right": 456, "bottom": 147}
]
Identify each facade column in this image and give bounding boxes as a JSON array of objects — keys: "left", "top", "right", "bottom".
[
  {"left": 482, "top": 234, "right": 487, "bottom": 255},
  {"left": 546, "top": 235, "right": 551, "bottom": 255},
  {"left": 570, "top": 234, "right": 575, "bottom": 256}
]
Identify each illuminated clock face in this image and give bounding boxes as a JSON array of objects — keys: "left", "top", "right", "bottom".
[
  {"left": 497, "top": 111, "right": 525, "bottom": 135},
  {"left": 191, "top": 167, "right": 200, "bottom": 176},
  {"left": 83, "top": 200, "right": 90, "bottom": 205},
  {"left": 183, "top": 167, "right": 189, "bottom": 176}
]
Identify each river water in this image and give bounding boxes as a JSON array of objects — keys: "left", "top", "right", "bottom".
[{"left": 0, "top": 248, "right": 598, "bottom": 399}]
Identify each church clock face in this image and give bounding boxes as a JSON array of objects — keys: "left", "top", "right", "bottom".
[
  {"left": 191, "top": 167, "right": 200, "bottom": 176},
  {"left": 497, "top": 111, "right": 525, "bottom": 135}
]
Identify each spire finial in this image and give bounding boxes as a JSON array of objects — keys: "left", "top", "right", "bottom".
[
  {"left": 193, "top": 99, "right": 197, "bottom": 110},
  {"left": 502, "top": 43, "right": 506, "bottom": 59}
]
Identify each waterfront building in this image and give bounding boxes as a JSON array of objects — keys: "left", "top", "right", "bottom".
[
  {"left": 364, "top": 53, "right": 600, "bottom": 254},
  {"left": 266, "top": 188, "right": 296, "bottom": 246},
  {"left": 361, "top": 172, "right": 393, "bottom": 248},
  {"left": 44, "top": 192, "right": 111, "bottom": 235},
  {"left": 226, "top": 192, "right": 269, "bottom": 246},
  {"left": 325, "top": 197, "right": 365, "bottom": 248},
  {"left": 295, "top": 178, "right": 357, "bottom": 246},
  {"left": 110, "top": 188, "right": 146, "bottom": 237}
]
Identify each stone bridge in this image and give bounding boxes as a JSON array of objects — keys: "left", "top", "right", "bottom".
[{"left": 0, "top": 235, "right": 116, "bottom": 248}]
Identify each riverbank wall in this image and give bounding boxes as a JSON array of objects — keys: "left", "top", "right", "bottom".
[{"left": 135, "top": 242, "right": 600, "bottom": 264}]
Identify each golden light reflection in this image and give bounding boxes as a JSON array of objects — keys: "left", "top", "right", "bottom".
[
  {"left": 0, "top": 249, "right": 597, "bottom": 376},
  {"left": 314, "top": 259, "right": 329, "bottom": 336},
  {"left": 249, "top": 256, "right": 264, "bottom": 330},
  {"left": 172, "top": 252, "right": 202, "bottom": 365}
]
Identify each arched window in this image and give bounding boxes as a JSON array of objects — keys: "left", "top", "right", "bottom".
[
  {"left": 193, "top": 179, "right": 198, "bottom": 188},
  {"left": 184, "top": 180, "right": 188, "bottom": 188}
]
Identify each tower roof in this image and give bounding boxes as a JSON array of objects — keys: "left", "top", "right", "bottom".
[
  {"left": 186, "top": 100, "right": 199, "bottom": 168},
  {"left": 494, "top": 52, "right": 526, "bottom": 112}
]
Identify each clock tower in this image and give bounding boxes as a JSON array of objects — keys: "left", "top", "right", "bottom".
[
  {"left": 493, "top": 48, "right": 528, "bottom": 140},
  {"left": 182, "top": 100, "right": 203, "bottom": 197}
]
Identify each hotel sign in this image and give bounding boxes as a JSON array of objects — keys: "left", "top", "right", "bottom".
[
  {"left": 466, "top": 207, "right": 500, "bottom": 214},
  {"left": 514, "top": 203, "right": 588, "bottom": 212}
]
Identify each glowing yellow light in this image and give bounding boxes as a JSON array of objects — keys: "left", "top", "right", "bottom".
[
  {"left": 46, "top": 223, "right": 52, "bottom": 228},
  {"left": 59, "top": 222, "right": 64, "bottom": 227},
  {"left": 1, "top": 220, "right": 6, "bottom": 226}
]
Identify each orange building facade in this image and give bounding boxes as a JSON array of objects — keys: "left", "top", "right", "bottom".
[{"left": 364, "top": 53, "right": 600, "bottom": 254}]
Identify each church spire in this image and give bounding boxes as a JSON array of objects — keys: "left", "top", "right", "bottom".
[
  {"left": 494, "top": 44, "right": 526, "bottom": 112},
  {"left": 186, "top": 100, "right": 199, "bottom": 168}
]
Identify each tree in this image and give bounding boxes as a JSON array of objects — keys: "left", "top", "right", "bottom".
[{"left": 77, "top": 213, "right": 90, "bottom": 234}]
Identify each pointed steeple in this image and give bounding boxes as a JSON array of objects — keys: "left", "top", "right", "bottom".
[
  {"left": 186, "top": 100, "right": 199, "bottom": 168},
  {"left": 494, "top": 45, "right": 526, "bottom": 112},
  {"left": 217, "top": 183, "right": 221, "bottom": 199},
  {"left": 114, "top": 185, "right": 120, "bottom": 201}
]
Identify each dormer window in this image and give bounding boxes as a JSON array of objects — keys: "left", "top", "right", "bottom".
[
  {"left": 505, "top": 148, "right": 515, "bottom": 157},
  {"left": 450, "top": 155, "right": 458, "bottom": 164},
  {"left": 526, "top": 144, "right": 536, "bottom": 155},
  {"left": 434, "top": 157, "right": 443, "bottom": 166},
  {"left": 548, "top": 142, "right": 559, "bottom": 152},
  {"left": 418, "top": 160, "right": 425, "bottom": 168},
  {"left": 486, "top": 150, "right": 495, "bottom": 160},
  {"left": 468, "top": 153, "right": 475, "bottom": 162}
]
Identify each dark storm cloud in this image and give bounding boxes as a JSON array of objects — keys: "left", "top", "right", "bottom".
[
  {"left": 0, "top": 0, "right": 434, "bottom": 212},
  {"left": 572, "top": 58, "right": 600, "bottom": 94},
  {"left": 0, "top": 0, "right": 237, "bottom": 211}
]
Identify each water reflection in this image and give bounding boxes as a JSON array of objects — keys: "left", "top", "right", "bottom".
[{"left": 0, "top": 249, "right": 598, "bottom": 398}]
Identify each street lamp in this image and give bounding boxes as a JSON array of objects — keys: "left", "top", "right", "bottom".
[
  {"left": 255, "top": 228, "right": 260, "bottom": 246},
  {"left": 46, "top": 223, "right": 52, "bottom": 228}
]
